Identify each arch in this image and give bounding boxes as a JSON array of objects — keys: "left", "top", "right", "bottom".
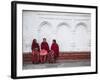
[
  {"left": 56, "top": 22, "right": 71, "bottom": 51},
  {"left": 75, "top": 22, "right": 89, "bottom": 51},
  {"left": 75, "top": 22, "right": 87, "bottom": 31},
  {"left": 39, "top": 21, "right": 52, "bottom": 30},
  {"left": 57, "top": 22, "right": 70, "bottom": 28},
  {"left": 38, "top": 21, "right": 53, "bottom": 45}
]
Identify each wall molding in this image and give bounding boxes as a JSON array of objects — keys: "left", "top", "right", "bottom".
[{"left": 23, "top": 52, "right": 90, "bottom": 63}]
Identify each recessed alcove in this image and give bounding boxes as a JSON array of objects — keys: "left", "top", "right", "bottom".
[{"left": 38, "top": 21, "right": 53, "bottom": 46}]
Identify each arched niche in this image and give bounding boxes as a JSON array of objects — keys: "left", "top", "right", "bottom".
[
  {"left": 75, "top": 22, "right": 88, "bottom": 32},
  {"left": 57, "top": 22, "right": 70, "bottom": 28},
  {"left": 38, "top": 21, "right": 53, "bottom": 46},
  {"left": 74, "top": 22, "right": 89, "bottom": 51},
  {"left": 39, "top": 21, "right": 51, "bottom": 28},
  {"left": 56, "top": 22, "right": 71, "bottom": 52}
]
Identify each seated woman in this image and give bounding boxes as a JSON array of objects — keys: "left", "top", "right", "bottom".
[
  {"left": 31, "top": 39, "right": 40, "bottom": 64},
  {"left": 40, "top": 38, "right": 49, "bottom": 63},
  {"left": 40, "top": 49, "right": 48, "bottom": 63},
  {"left": 51, "top": 39, "right": 59, "bottom": 63}
]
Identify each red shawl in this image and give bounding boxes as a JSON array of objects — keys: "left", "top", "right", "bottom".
[
  {"left": 31, "top": 40, "right": 40, "bottom": 51},
  {"left": 41, "top": 42, "right": 49, "bottom": 52},
  {"left": 51, "top": 43, "right": 59, "bottom": 57}
]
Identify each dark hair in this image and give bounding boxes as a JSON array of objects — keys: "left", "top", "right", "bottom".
[
  {"left": 53, "top": 39, "right": 56, "bottom": 43},
  {"left": 33, "top": 39, "right": 37, "bottom": 43},
  {"left": 43, "top": 38, "right": 46, "bottom": 40}
]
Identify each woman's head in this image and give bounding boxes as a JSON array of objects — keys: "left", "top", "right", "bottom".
[
  {"left": 33, "top": 39, "right": 37, "bottom": 43},
  {"left": 43, "top": 38, "right": 46, "bottom": 42},
  {"left": 53, "top": 39, "right": 56, "bottom": 43}
]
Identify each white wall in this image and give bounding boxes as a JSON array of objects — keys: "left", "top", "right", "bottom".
[{"left": 23, "top": 11, "right": 91, "bottom": 52}]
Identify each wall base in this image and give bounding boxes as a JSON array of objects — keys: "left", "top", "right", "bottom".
[{"left": 23, "top": 52, "right": 90, "bottom": 64}]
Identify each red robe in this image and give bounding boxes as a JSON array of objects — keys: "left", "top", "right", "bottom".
[
  {"left": 31, "top": 41, "right": 40, "bottom": 51},
  {"left": 31, "top": 40, "right": 40, "bottom": 63},
  {"left": 41, "top": 42, "right": 49, "bottom": 52},
  {"left": 51, "top": 43, "right": 59, "bottom": 57}
]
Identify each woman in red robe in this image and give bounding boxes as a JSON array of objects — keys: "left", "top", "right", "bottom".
[
  {"left": 31, "top": 39, "right": 40, "bottom": 64},
  {"left": 40, "top": 38, "right": 49, "bottom": 63},
  {"left": 41, "top": 38, "right": 49, "bottom": 52},
  {"left": 51, "top": 39, "right": 59, "bottom": 62}
]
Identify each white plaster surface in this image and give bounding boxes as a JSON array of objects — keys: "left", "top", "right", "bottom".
[{"left": 22, "top": 11, "right": 91, "bottom": 52}]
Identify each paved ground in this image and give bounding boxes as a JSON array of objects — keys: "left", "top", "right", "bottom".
[{"left": 23, "top": 59, "right": 90, "bottom": 70}]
